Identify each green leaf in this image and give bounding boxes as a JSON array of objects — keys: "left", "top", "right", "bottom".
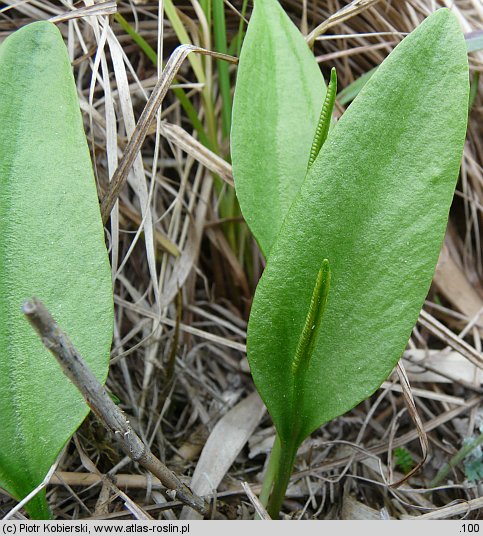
[
  {"left": 231, "top": 0, "right": 325, "bottom": 257},
  {"left": 394, "top": 447, "right": 414, "bottom": 474},
  {"left": 0, "top": 22, "right": 113, "bottom": 519},
  {"left": 246, "top": 9, "right": 468, "bottom": 448},
  {"left": 337, "top": 32, "right": 480, "bottom": 108}
]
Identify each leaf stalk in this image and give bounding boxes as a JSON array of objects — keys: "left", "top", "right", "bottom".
[
  {"left": 262, "top": 261, "right": 331, "bottom": 517},
  {"left": 266, "top": 437, "right": 298, "bottom": 519}
]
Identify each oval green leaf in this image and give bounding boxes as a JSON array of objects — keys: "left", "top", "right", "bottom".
[
  {"left": 231, "top": 0, "right": 325, "bottom": 257},
  {"left": 247, "top": 9, "right": 469, "bottom": 447},
  {"left": 0, "top": 22, "right": 113, "bottom": 518}
]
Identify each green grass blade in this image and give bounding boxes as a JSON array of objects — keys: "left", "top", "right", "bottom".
[
  {"left": 213, "top": 0, "right": 232, "bottom": 136},
  {"left": 234, "top": 0, "right": 249, "bottom": 58},
  {"left": 114, "top": 13, "right": 157, "bottom": 65}
]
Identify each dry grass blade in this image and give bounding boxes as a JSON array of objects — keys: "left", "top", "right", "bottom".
[
  {"left": 49, "top": 473, "right": 163, "bottom": 490},
  {"left": 100, "top": 45, "right": 237, "bottom": 223},
  {"left": 389, "top": 363, "right": 428, "bottom": 487},
  {"left": 159, "top": 121, "right": 234, "bottom": 186},
  {"left": 121, "top": 204, "right": 180, "bottom": 257},
  {"left": 403, "top": 496, "right": 483, "bottom": 520},
  {"left": 106, "top": 26, "right": 160, "bottom": 302},
  {"left": 49, "top": 1, "right": 117, "bottom": 23},
  {"left": 380, "top": 381, "right": 468, "bottom": 405},
  {"left": 3, "top": 458, "right": 61, "bottom": 521},
  {"left": 114, "top": 295, "right": 247, "bottom": 352},
  {"left": 306, "top": 0, "right": 383, "bottom": 45},
  {"left": 434, "top": 244, "right": 483, "bottom": 329},
  {"left": 73, "top": 436, "right": 153, "bottom": 520},
  {"left": 402, "top": 349, "right": 483, "bottom": 387},
  {"left": 419, "top": 309, "right": 483, "bottom": 369}
]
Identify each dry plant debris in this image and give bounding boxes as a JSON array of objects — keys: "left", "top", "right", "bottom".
[{"left": 0, "top": 0, "right": 482, "bottom": 521}]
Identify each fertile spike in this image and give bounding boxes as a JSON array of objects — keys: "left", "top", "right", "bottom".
[
  {"left": 307, "top": 68, "right": 337, "bottom": 170},
  {"left": 292, "top": 259, "right": 331, "bottom": 378}
]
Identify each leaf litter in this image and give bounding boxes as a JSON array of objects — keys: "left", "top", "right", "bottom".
[{"left": 0, "top": 0, "right": 482, "bottom": 521}]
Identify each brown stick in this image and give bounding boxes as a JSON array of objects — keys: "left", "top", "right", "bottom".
[{"left": 22, "top": 297, "right": 209, "bottom": 517}]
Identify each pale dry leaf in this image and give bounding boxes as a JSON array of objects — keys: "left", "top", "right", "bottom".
[
  {"left": 341, "top": 495, "right": 382, "bottom": 520},
  {"left": 181, "top": 392, "right": 266, "bottom": 520},
  {"left": 434, "top": 243, "right": 483, "bottom": 329},
  {"left": 403, "top": 349, "right": 483, "bottom": 384}
]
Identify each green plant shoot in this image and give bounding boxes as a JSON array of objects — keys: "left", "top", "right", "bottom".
[
  {"left": 231, "top": 0, "right": 469, "bottom": 518},
  {"left": 0, "top": 22, "right": 113, "bottom": 519}
]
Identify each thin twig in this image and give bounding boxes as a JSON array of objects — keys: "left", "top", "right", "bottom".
[{"left": 22, "top": 297, "right": 209, "bottom": 517}]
